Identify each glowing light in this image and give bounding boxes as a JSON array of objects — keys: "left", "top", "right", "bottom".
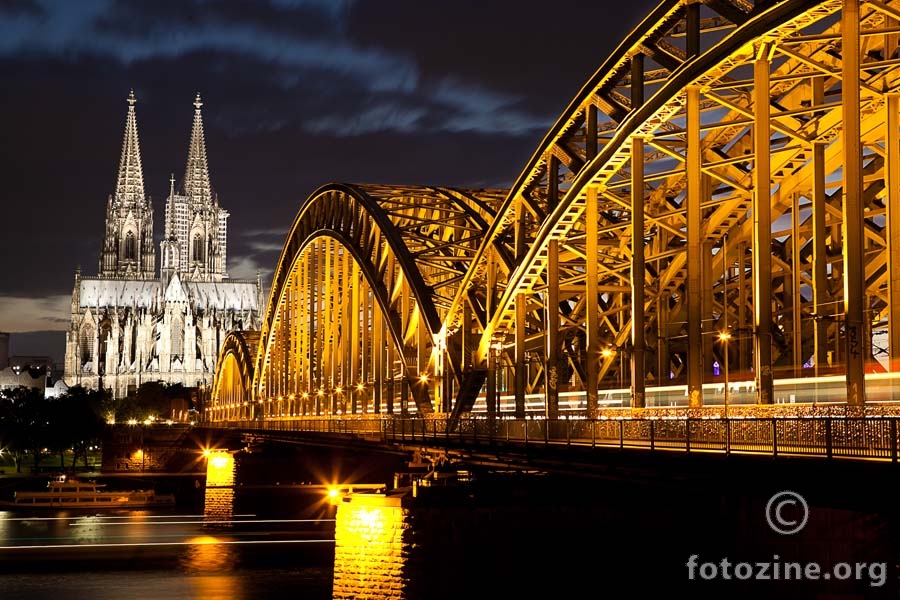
[
  {"left": 719, "top": 331, "right": 732, "bottom": 342},
  {"left": 205, "top": 451, "right": 235, "bottom": 488},
  {"left": 333, "top": 498, "right": 407, "bottom": 594},
  {"left": 357, "top": 383, "right": 365, "bottom": 391},
  {"left": 601, "top": 347, "right": 614, "bottom": 358},
  {"left": 317, "top": 389, "right": 324, "bottom": 396},
  {"left": 419, "top": 373, "right": 429, "bottom": 383}
]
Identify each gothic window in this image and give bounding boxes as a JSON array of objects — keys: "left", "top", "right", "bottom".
[
  {"left": 192, "top": 234, "right": 203, "bottom": 262},
  {"left": 172, "top": 313, "right": 184, "bottom": 358},
  {"left": 125, "top": 231, "right": 136, "bottom": 260},
  {"left": 80, "top": 324, "right": 94, "bottom": 367}
]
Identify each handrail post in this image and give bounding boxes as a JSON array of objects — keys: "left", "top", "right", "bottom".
[
  {"left": 892, "top": 419, "right": 897, "bottom": 463},
  {"left": 544, "top": 419, "right": 549, "bottom": 447},
  {"left": 566, "top": 420, "right": 571, "bottom": 447},
  {"left": 772, "top": 417, "right": 778, "bottom": 458},
  {"left": 618, "top": 420, "right": 623, "bottom": 449},
  {"left": 725, "top": 419, "right": 730, "bottom": 456},
  {"left": 826, "top": 417, "right": 833, "bottom": 460},
  {"left": 650, "top": 419, "right": 655, "bottom": 451},
  {"left": 592, "top": 419, "right": 597, "bottom": 449},
  {"left": 686, "top": 418, "right": 691, "bottom": 453},
  {"left": 524, "top": 420, "right": 528, "bottom": 447}
]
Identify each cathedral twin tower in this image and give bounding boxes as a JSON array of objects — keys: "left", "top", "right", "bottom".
[{"left": 64, "top": 92, "right": 263, "bottom": 400}]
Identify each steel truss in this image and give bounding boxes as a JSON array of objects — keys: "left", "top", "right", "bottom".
[{"left": 209, "top": 0, "right": 900, "bottom": 424}]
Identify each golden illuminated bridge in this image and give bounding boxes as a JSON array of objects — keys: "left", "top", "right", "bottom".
[{"left": 207, "top": 0, "right": 900, "bottom": 461}]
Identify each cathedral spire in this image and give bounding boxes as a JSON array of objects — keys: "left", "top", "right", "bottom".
[
  {"left": 100, "top": 91, "right": 155, "bottom": 279},
  {"left": 182, "top": 93, "right": 212, "bottom": 205},
  {"left": 165, "top": 173, "right": 176, "bottom": 238},
  {"left": 115, "top": 90, "right": 145, "bottom": 205}
]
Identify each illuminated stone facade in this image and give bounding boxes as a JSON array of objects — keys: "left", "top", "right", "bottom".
[{"left": 64, "top": 92, "right": 262, "bottom": 399}]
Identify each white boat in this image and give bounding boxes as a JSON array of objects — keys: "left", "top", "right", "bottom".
[{"left": 1, "top": 475, "right": 176, "bottom": 509}]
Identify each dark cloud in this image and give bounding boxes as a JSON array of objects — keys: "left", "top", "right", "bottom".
[
  {"left": 346, "top": 0, "right": 659, "bottom": 116},
  {"left": 0, "top": 0, "right": 42, "bottom": 17},
  {"left": 95, "top": 0, "right": 347, "bottom": 41}
]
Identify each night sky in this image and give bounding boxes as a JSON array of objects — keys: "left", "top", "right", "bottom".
[{"left": 0, "top": 0, "right": 658, "bottom": 362}]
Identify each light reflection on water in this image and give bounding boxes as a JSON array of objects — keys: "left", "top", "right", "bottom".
[
  {"left": 1, "top": 458, "right": 896, "bottom": 600},
  {"left": 181, "top": 534, "right": 240, "bottom": 571},
  {"left": 0, "top": 472, "right": 336, "bottom": 600}
]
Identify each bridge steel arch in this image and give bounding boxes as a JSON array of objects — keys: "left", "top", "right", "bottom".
[
  {"left": 243, "top": 183, "right": 510, "bottom": 419},
  {"left": 446, "top": 0, "right": 900, "bottom": 421},
  {"left": 212, "top": 0, "right": 900, "bottom": 425},
  {"left": 209, "top": 331, "right": 259, "bottom": 422}
]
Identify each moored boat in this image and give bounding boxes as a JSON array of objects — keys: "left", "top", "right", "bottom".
[{"left": 0, "top": 475, "right": 176, "bottom": 509}]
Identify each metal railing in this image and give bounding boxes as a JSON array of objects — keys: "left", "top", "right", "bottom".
[{"left": 211, "top": 416, "right": 900, "bottom": 462}]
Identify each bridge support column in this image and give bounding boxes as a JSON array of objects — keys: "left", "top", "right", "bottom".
[
  {"left": 514, "top": 292, "right": 526, "bottom": 418},
  {"left": 791, "top": 192, "right": 802, "bottom": 376},
  {"left": 585, "top": 185, "right": 599, "bottom": 416},
  {"left": 887, "top": 93, "right": 900, "bottom": 371},
  {"left": 386, "top": 338, "right": 395, "bottom": 415},
  {"left": 753, "top": 45, "right": 774, "bottom": 405},
  {"left": 485, "top": 249, "right": 498, "bottom": 419},
  {"left": 686, "top": 84, "right": 704, "bottom": 408},
  {"left": 812, "top": 136, "right": 828, "bottom": 378},
  {"left": 373, "top": 301, "right": 384, "bottom": 415},
  {"left": 842, "top": 0, "right": 866, "bottom": 405},
  {"left": 545, "top": 240, "right": 560, "bottom": 419},
  {"left": 545, "top": 156, "right": 560, "bottom": 420},
  {"left": 631, "top": 139, "right": 646, "bottom": 409},
  {"left": 514, "top": 203, "right": 527, "bottom": 419}
]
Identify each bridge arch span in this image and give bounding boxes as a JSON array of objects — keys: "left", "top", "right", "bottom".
[
  {"left": 209, "top": 330, "right": 259, "bottom": 422},
  {"left": 213, "top": 0, "right": 900, "bottom": 425},
  {"left": 451, "top": 0, "right": 900, "bottom": 419},
  {"left": 251, "top": 183, "right": 510, "bottom": 418}
]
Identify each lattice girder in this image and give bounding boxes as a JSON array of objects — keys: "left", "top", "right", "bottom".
[
  {"left": 211, "top": 0, "right": 900, "bottom": 424},
  {"left": 252, "top": 183, "right": 513, "bottom": 416},
  {"left": 454, "top": 0, "right": 900, "bottom": 412},
  {"left": 209, "top": 331, "right": 258, "bottom": 421}
]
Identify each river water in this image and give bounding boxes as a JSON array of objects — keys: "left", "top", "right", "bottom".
[{"left": 0, "top": 445, "right": 898, "bottom": 599}]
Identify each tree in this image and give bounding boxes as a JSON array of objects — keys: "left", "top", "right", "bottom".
[{"left": 0, "top": 386, "right": 49, "bottom": 471}]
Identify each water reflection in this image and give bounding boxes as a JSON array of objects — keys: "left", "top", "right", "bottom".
[
  {"left": 69, "top": 514, "right": 103, "bottom": 543},
  {"left": 181, "top": 535, "right": 239, "bottom": 571}
]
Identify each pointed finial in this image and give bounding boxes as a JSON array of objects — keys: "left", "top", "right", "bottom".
[
  {"left": 128, "top": 89, "right": 136, "bottom": 106},
  {"left": 194, "top": 93, "right": 203, "bottom": 111}
]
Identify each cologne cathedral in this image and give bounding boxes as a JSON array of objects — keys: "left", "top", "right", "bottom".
[{"left": 64, "top": 92, "right": 263, "bottom": 399}]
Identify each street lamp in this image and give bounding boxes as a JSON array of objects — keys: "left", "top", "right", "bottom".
[{"left": 718, "top": 331, "right": 732, "bottom": 417}]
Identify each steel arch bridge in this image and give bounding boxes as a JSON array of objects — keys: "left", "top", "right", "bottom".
[{"left": 209, "top": 0, "right": 900, "bottom": 427}]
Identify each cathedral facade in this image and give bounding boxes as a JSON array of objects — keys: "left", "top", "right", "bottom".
[{"left": 64, "top": 92, "right": 263, "bottom": 399}]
